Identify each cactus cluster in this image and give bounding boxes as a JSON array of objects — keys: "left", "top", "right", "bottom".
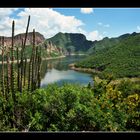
[{"left": 0, "top": 16, "right": 42, "bottom": 127}]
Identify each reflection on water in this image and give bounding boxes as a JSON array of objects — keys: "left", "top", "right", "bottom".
[
  {"left": 0, "top": 55, "right": 93, "bottom": 87},
  {"left": 41, "top": 68, "right": 93, "bottom": 87},
  {"left": 40, "top": 56, "right": 93, "bottom": 87}
]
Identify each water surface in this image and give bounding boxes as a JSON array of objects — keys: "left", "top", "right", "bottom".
[{"left": 40, "top": 55, "right": 93, "bottom": 87}]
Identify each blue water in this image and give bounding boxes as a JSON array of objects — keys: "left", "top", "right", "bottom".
[{"left": 40, "top": 56, "right": 93, "bottom": 87}]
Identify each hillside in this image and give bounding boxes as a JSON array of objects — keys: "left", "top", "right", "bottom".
[
  {"left": 87, "top": 32, "right": 137, "bottom": 54},
  {"left": 45, "top": 32, "right": 137, "bottom": 56},
  {"left": 0, "top": 32, "right": 64, "bottom": 59},
  {"left": 0, "top": 32, "right": 45, "bottom": 46},
  {"left": 45, "top": 32, "right": 93, "bottom": 54},
  {"left": 75, "top": 32, "right": 140, "bottom": 78}
]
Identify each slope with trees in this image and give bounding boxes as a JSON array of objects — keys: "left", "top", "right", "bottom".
[{"left": 75, "top": 32, "right": 140, "bottom": 78}]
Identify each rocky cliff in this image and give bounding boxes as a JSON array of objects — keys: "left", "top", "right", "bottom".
[
  {"left": 45, "top": 32, "right": 93, "bottom": 53},
  {"left": 0, "top": 32, "right": 45, "bottom": 47}
]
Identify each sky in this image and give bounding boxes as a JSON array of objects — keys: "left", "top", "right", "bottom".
[{"left": 0, "top": 8, "right": 140, "bottom": 41}]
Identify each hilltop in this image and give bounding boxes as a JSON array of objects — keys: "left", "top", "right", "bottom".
[
  {"left": 0, "top": 32, "right": 45, "bottom": 46},
  {"left": 45, "top": 32, "right": 93, "bottom": 54}
]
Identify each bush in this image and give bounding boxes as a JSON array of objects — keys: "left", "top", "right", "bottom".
[{"left": 0, "top": 80, "right": 140, "bottom": 131}]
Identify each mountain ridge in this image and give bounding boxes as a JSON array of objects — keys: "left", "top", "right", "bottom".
[
  {"left": 0, "top": 32, "right": 45, "bottom": 47},
  {"left": 45, "top": 32, "right": 93, "bottom": 54},
  {"left": 1, "top": 31, "right": 140, "bottom": 56},
  {"left": 75, "top": 31, "right": 140, "bottom": 78},
  {"left": 45, "top": 31, "right": 140, "bottom": 54}
]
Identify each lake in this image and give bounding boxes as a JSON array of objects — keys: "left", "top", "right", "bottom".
[{"left": 40, "top": 55, "right": 93, "bottom": 87}]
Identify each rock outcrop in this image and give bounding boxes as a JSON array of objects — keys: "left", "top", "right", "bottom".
[{"left": 0, "top": 32, "right": 45, "bottom": 47}]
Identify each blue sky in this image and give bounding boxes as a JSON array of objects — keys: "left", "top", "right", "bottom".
[
  {"left": 54, "top": 8, "right": 140, "bottom": 38},
  {"left": 1, "top": 8, "right": 140, "bottom": 41}
]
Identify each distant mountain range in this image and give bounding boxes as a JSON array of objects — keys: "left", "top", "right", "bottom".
[
  {"left": 1, "top": 31, "right": 139, "bottom": 55},
  {"left": 75, "top": 32, "right": 140, "bottom": 78},
  {"left": 45, "top": 32, "right": 140, "bottom": 55}
]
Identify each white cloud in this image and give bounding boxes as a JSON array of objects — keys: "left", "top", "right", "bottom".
[
  {"left": 0, "top": 8, "right": 18, "bottom": 18},
  {"left": 80, "top": 8, "right": 93, "bottom": 14},
  {"left": 137, "top": 26, "right": 140, "bottom": 31},
  {"left": 0, "top": 8, "right": 84, "bottom": 38},
  {"left": 86, "top": 30, "right": 103, "bottom": 41},
  {"left": 0, "top": 8, "right": 19, "bottom": 36},
  {"left": 0, "top": 8, "right": 103, "bottom": 41}
]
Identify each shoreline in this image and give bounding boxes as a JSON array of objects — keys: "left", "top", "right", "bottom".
[
  {"left": 0, "top": 54, "right": 87, "bottom": 64},
  {"left": 42, "top": 55, "right": 66, "bottom": 61},
  {"left": 69, "top": 64, "right": 140, "bottom": 82},
  {"left": 0, "top": 59, "right": 30, "bottom": 64},
  {"left": 69, "top": 63, "right": 101, "bottom": 74},
  {"left": 68, "top": 53, "right": 87, "bottom": 56},
  {"left": 0, "top": 55, "right": 66, "bottom": 64}
]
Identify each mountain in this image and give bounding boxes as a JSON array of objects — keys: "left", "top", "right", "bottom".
[
  {"left": 87, "top": 32, "right": 140, "bottom": 55},
  {"left": 45, "top": 32, "right": 93, "bottom": 54},
  {"left": 0, "top": 32, "right": 63, "bottom": 59},
  {"left": 0, "top": 32, "right": 45, "bottom": 47},
  {"left": 45, "top": 32, "right": 139, "bottom": 56},
  {"left": 75, "top": 32, "right": 140, "bottom": 78}
]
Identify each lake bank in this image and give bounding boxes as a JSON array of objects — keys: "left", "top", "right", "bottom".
[
  {"left": 0, "top": 55, "right": 66, "bottom": 64},
  {"left": 69, "top": 64, "right": 140, "bottom": 84},
  {"left": 42, "top": 55, "right": 66, "bottom": 60},
  {"left": 69, "top": 63, "right": 101, "bottom": 74},
  {"left": 68, "top": 53, "right": 87, "bottom": 56},
  {"left": 0, "top": 54, "right": 87, "bottom": 64}
]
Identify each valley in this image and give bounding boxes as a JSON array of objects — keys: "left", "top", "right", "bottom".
[{"left": 0, "top": 8, "right": 140, "bottom": 132}]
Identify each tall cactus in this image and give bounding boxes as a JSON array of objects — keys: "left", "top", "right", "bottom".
[
  {"left": 6, "top": 47, "right": 11, "bottom": 97},
  {"left": 37, "top": 46, "right": 42, "bottom": 88},
  {"left": 0, "top": 15, "right": 42, "bottom": 95},
  {"left": 11, "top": 20, "right": 16, "bottom": 99},
  {"left": 1, "top": 37, "right": 5, "bottom": 97},
  {"left": 20, "top": 15, "right": 30, "bottom": 92},
  {"left": 0, "top": 15, "right": 45, "bottom": 130},
  {"left": 31, "top": 29, "right": 36, "bottom": 91},
  {"left": 34, "top": 45, "right": 42, "bottom": 90},
  {"left": 23, "top": 57, "right": 27, "bottom": 88},
  {"left": 11, "top": 20, "right": 17, "bottom": 128},
  {"left": 0, "top": 37, "right": 6, "bottom": 120},
  {"left": 33, "top": 45, "right": 38, "bottom": 89},
  {"left": 16, "top": 46, "right": 20, "bottom": 91},
  {"left": 28, "top": 58, "right": 32, "bottom": 91},
  {"left": 19, "top": 38, "right": 24, "bottom": 91}
]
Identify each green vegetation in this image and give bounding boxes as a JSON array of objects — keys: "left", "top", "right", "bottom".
[
  {"left": 75, "top": 32, "right": 140, "bottom": 78},
  {"left": 0, "top": 44, "right": 62, "bottom": 61},
  {"left": 0, "top": 16, "right": 42, "bottom": 129},
  {"left": 0, "top": 77, "right": 140, "bottom": 131},
  {"left": 0, "top": 15, "right": 140, "bottom": 132},
  {"left": 87, "top": 33, "right": 132, "bottom": 54},
  {"left": 45, "top": 32, "right": 93, "bottom": 53},
  {"left": 44, "top": 32, "right": 137, "bottom": 55}
]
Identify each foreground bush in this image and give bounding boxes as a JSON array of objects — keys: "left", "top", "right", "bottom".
[{"left": 0, "top": 79, "right": 140, "bottom": 131}]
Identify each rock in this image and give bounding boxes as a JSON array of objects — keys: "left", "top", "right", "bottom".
[{"left": 0, "top": 32, "right": 45, "bottom": 47}]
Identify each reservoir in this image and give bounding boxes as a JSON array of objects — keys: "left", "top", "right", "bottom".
[{"left": 40, "top": 55, "right": 93, "bottom": 87}]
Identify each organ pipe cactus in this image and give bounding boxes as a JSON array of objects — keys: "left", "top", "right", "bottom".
[
  {"left": 16, "top": 46, "right": 20, "bottom": 91},
  {"left": 31, "top": 29, "right": 36, "bottom": 91},
  {"left": 11, "top": 20, "right": 16, "bottom": 101},
  {"left": 20, "top": 15, "right": 30, "bottom": 92},
  {"left": 0, "top": 15, "right": 42, "bottom": 95},
  {"left": 1, "top": 37, "right": 5, "bottom": 97}
]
